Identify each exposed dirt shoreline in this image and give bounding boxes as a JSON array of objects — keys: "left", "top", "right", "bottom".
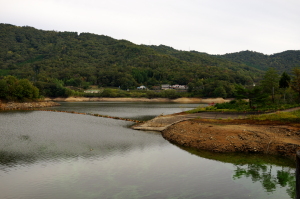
[
  {"left": 162, "top": 119, "right": 300, "bottom": 160},
  {"left": 45, "top": 97, "right": 232, "bottom": 104},
  {"left": 133, "top": 109, "right": 300, "bottom": 160},
  {"left": 0, "top": 101, "right": 60, "bottom": 110}
]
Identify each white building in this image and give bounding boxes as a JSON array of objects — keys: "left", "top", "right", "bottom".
[
  {"left": 137, "top": 85, "right": 147, "bottom": 90},
  {"left": 161, "top": 84, "right": 188, "bottom": 90},
  {"left": 161, "top": 84, "right": 171, "bottom": 90}
]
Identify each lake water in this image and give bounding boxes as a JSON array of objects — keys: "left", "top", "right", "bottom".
[{"left": 0, "top": 102, "right": 296, "bottom": 199}]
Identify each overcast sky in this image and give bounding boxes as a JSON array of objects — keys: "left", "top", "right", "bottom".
[{"left": 1, "top": 0, "right": 299, "bottom": 55}]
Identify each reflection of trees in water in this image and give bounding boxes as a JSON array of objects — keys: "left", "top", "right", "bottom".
[{"left": 233, "top": 164, "right": 295, "bottom": 198}]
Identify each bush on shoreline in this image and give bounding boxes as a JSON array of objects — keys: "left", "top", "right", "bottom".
[{"left": 0, "top": 76, "right": 39, "bottom": 101}]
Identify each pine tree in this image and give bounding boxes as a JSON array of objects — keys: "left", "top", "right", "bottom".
[
  {"left": 279, "top": 72, "right": 291, "bottom": 89},
  {"left": 235, "top": 85, "right": 268, "bottom": 108}
]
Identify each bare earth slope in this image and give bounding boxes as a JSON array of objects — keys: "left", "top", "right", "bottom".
[
  {"left": 133, "top": 108, "right": 300, "bottom": 159},
  {"left": 162, "top": 119, "right": 300, "bottom": 159}
]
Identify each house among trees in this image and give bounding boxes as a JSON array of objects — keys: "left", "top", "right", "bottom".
[
  {"left": 137, "top": 85, "right": 147, "bottom": 90},
  {"left": 84, "top": 89, "right": 101, "bottom": 93},
  {"left": 161, "top": 84, "right": 188, "bottom": 90},
  {"left": 152, "top": 86, "right": 161, "bottom": 90},
  {"left": 161, "top": 84, "right": 171, "bottom": 90},
  {"left": 170, "top": 84, "right": 188, "bottom": 90}
]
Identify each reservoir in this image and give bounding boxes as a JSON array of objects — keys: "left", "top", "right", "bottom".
[{"left": 0, "top": 102, "right": 296, "bottom": 198}]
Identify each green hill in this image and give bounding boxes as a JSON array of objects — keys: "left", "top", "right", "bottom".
[
  {"left": 217, "top": 50, "right": 300, "bottom": 72},
  {"left": 1, "top": 23, "right": 297, "bottom": 98}
]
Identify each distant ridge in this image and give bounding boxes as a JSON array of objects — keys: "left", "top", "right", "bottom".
[{"left": 216, "top": 50, "right": 300, "bottom": 72}]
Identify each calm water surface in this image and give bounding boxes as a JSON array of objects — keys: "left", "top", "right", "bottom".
[
  {"left": 44, "top": 102, "right": 201, "bottom": 121},
  {"left": 0, "top": 102, "right": 296, "bottom": 199}
]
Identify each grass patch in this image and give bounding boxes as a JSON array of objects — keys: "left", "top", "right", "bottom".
[
  {"left": 248, "top": 110, "right": 300, "bottom": 122},
  {"left": 186, "top": 100, "right": 300, "bottom": 114}
]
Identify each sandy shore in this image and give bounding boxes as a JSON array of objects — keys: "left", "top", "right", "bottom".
[{"left": 45, "top": 97, "right": 232, "bottom": 104}]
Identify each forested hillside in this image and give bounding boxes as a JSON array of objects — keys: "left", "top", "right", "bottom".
[
  {"left": 0, "top": 23, "right": 297, "bottom": 98},
  {"left": 217, "top": 50, "right": 300, "bottom": 72}
]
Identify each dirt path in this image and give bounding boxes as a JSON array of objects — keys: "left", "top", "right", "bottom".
[
  {"left": 132, "top": 107, "right": 300, "bottom": 131},
  {"left": 132, "top": 112, "right": 253, "bottom": 131}
]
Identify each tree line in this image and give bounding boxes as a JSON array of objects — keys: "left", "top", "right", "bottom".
[
  {"left": 234, "top": 67, "right": 300, "bottom": 107},
  {"left": 1, "top": 66, "right": 299, "bottom": 104}
]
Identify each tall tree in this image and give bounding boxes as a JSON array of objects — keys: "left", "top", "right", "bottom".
[
  {"left": 290, "top": 67, "right": 300, "bottom": 103},
  {"left": 261, "top": 67, "right": 279, "bottom": 103},
  {"left": 279, "top": 72, "right": 291, "bottom": 103},
  {"left": 279, "top": 72, "right": 291, "bottom": 89},
  {"left": 235, "top": 85, "right": 268, "bottom": 108}
]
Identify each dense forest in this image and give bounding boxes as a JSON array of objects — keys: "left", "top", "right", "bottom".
[
  {"left": 217, "top": 50, "right": 300, "bottom": 73},
  {"left": 0, "top": 23, "right": 299, "bottom": 99}
]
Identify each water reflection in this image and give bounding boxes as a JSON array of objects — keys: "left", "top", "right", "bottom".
[
  {"left": 44, "top": 102, "right": 201, "bottom": 121},
  {"left": 233, "top": 164, "right": 295, "bottom": 198},
  {"left": 179, "top": 146, "right": 296, "bottom": 198},
  {"left": 0, "top": 111, "right": 166, "bottom": 168}
]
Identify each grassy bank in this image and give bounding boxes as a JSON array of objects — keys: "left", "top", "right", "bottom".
[
  {"left": 248, "top": 109, "right": 300, "bottom": 123},
  {"left": 186, "top": 100, "right": 300, "bottom": 123},
  {"left": 187, "top": 100, "right": 300, "bottom": 113}
]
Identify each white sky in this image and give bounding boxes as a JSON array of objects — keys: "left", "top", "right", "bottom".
[{"left": 1, "top": 0, "right": 299, "bottom": 55}]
